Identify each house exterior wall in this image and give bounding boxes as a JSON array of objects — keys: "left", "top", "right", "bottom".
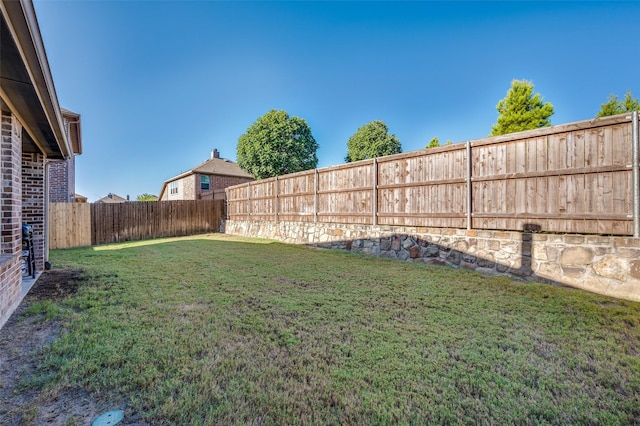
[
  {"left": 199, "top": 174, "right": 253, "bottom": 200},
  {"left": 162, "top": 173, "right": 253, "bottom": 201},
  {"left": 162, "top": 176, "right": 187, "bottom": 201},
  {"left": 0, "top": 111, "right": 23, "bottom": 329},
  {"left": 183, "top": 174, "right": 196, "bottom": 200},
  {"left": 211, "top": 174, "right": 252, "bottom": 192},
  {"left": 22, "top": 153, "right": 45, "bottom": 272},
  {"left": 48, "top": 114, "right": 78, "bottom": 203},
  {"left": 48, "top": 160, "right": 70, "bottom": 202}
]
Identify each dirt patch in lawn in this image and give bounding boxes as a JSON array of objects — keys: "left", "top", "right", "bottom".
[{"left": 0, "top": 269, "right": 141, "bottom": 426}]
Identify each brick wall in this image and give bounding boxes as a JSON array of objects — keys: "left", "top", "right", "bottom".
[
  {"left": 0, "top": 111, "right": 23, "bottom": 329},
  {"left": 211, "top": 175, "right": 252, "bottom": 191},
  {"left": 0, "top": 257, "right": 21, "bottom": 330},
  {"left": 163, "top": 174, "right": 252, "bottom": 201},
  {"left": 48, "top": 161, "right": 69, "bottom": 202},
  {"left": 198, "top": 174, "right": 252, "bottom": 199},
  {"left": 22, "top": 153, "right": 45, "bottom": 271}
]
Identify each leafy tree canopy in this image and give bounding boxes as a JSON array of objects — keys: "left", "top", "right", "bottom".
[
  {"left": 596, "top": 90, "right": 640, "bottom": 117},
  {"left": 237, "top": 110, "right": 319, "bottom": 179},
  {"left": 136, "top": 193, "right": 158, "bottom": 201},
  {"left": 490, "top": 79, "right": 554, "bottom": 136},
  {"left": 426, "top": 137, "right": 440, "bottom": 149},
  {"left": 345, "top": 120, "right": 402, "bottom": 162}
]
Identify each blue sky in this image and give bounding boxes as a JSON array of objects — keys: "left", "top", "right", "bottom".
[{"left": 34, "top": 1, "right": 640, "bottom": 202}]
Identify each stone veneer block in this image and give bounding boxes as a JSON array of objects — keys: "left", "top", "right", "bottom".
[
  {"left": 564, "top": 235, "right": 585, "bottom": 244},
  {"left": 592, "top": 256, "right": 627, "bottom": 281},
  {"left": 561, "top": 247, "right": 594, "bottom": 266},
  {"left": 617, "top": 248, "right": 640, "bottom": 259},
  {"left": 615, "top": 237, "right": 640, "bottom": 248},
  {"left": 630, "top": 260, "right": 640, "bottom": 280}
]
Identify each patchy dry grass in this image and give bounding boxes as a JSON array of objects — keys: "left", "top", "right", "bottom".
[{"left": 26, "top": 234, "right": 640, "bottom": 424}]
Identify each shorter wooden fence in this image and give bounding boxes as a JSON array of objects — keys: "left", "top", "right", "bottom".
[{"left": 49, "top": 200, "right": 225, "bottom": 249}]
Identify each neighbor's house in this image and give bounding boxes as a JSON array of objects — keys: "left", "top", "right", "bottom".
[
  {"left": 73, "top": 193, "right": 88, "bottom": 203},
  {"left": 1, "top": 1, "right": 81, "bottom": 329},
  {"left": 159, "top": 149, "right": 253, "bottom": 201},
  {"left": 95, "top": 193, "right": 128, "bottom": 203},
  {"left": 48, "top": 108, "right": 82, "bottom": 202}
]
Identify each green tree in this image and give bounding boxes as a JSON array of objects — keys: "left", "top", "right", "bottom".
[
  {"left": 237, "top": 110, "right": 319, "bottom": 179},
  {"left": 490, "top": 79, "right": 554, "bottom": 136},
  {"left": 426, "top": 137, "right": 440, "bottom": 149},
  {"left": 345, "top": 120, "right": 402, "bottom": 162},
  {"left": 136, "top": 193, "right": 157, "bottom": 201},
  {"left": 596, "top": 90, "right": 640, "bottom": 117}
]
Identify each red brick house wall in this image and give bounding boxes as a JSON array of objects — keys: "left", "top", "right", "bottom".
[
  {"left": 199, "top": 174, "right": 253, "bottom": 199},
  {"left": 211, "top": 174, "right": 251, "bottom": 191},
  {"left": 49, "top": 160, "right": 72, "bottom": 202},
  {"left": 0, "top": 112, "right": 23, "bottom": 329},
  {"left": 22, "top": 153, "right": 45, "bottom": 272}
]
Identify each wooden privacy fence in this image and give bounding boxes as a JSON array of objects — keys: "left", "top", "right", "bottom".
[
  {"left": 49, "top": 200, "right": 225, "bottom": 248},
  {"left": 227, "top": 113, "right": 640, "bottom": 236},
  {"left": 49, "top": 202, "right": 91, "bottom": 249}
]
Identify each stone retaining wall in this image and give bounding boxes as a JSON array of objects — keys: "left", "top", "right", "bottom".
[{"left": 225, "top": 220, "right": 640, "bottom": 302}]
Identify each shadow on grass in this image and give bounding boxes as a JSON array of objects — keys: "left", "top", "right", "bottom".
[{"left": 310, "top": 223, "right": 570, "bottom": 291}]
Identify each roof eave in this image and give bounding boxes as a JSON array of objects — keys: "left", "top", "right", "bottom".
[
  {"left": 62, "top": 109, "right": 82, "bottom": 155},
  {"left": 0, "top": 0, "right": 70, "bottom": 159}
]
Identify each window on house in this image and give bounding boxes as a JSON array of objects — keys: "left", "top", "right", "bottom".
[
  {"left": 169, "top": 181, "right": 178, "bottom": 195},
  {"left": 201, "top": 175, "right": 210, "bottom": 190}
]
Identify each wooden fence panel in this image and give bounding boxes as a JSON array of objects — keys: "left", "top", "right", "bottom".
[
  {"left": 49, "top": 203, "right": 91, "bottom": 249},
  {"left": 470, "top": 120, "right": 634, "bottom": 234},
  {"left": 226, "top": 185, "right": 248, "bottom": 220},
  {"left": 318, "top": 162, "right": 372, "bottom": 224},
  {"left": 377, "top": 147, "right": 467, "bottom": 227},
  {"left": 278, "top": 171, "right": 316, "bottom": 222},
  {"left": 89, "top": 200, "right": 224, "bottom": 245},
  {"left": 224, "top": 114, "right": 637, "bottom": 235},
  {"left": 249, "top": 179, "right": 276, "bottom": 221}
]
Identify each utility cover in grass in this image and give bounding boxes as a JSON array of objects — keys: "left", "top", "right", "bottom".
[{"left": 92, "top": 409, "right": 124, "bottom": 426}]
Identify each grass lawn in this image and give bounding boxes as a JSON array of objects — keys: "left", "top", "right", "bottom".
[{"left": 27, "top": 234, "right": 640, "bottom": 424}]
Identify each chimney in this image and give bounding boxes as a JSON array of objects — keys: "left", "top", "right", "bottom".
[{"left": 211, "top": 149, "right": 220, "bottom": 159}]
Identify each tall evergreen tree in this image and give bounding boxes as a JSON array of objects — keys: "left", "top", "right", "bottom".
[
  {"left": 490, "top": 80, "right": 554, "bottom": 136},
  {"left": 596, "top": 90, "right": 640, "bottom": 117},
  {"left": 426, "top": 137, "right": 440, "bottom": 149}
]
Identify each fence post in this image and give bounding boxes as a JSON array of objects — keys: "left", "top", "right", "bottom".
[
  {"left": 372, "top": 158, "right": 378, "bottom": 225},
  {"left": 466, "top": 141, "right": 473, "bottom": 230},
  {"left": 314, "top": 169, "right": 319, "bottom": 223},
  {"left": 633, "top": 110, "right": 639, "bottom": 237},
  {"left": 275, "top": 177, "right": 279, "bottom": 223},
  {"left": 247, "top": 182, "right": 251, "bottom": 220}
]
